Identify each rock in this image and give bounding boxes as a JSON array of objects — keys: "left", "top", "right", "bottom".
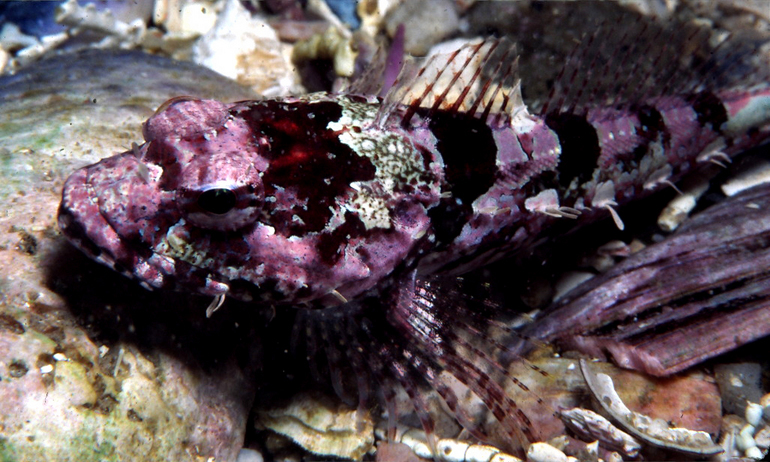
[
  {"left": 384, "top": 0, "right": 460, "bottom": 56},
  {"left": 255, "top": 391, "right": 375, "bottom": 460},
  {"left": 192, "top": 0, "right": 302, "bottom": 96},
  {"left": 0, "top": 49, "right": 263, "bottom": 461},
  {"left": 715, "top": 362, "right": 764, "bottom": 416},
  {"left": 325, "top": 0, "right": 361, "bottom": 29},
  {"left": 0, "top": 48, "right": 256, "bottom": 201}
]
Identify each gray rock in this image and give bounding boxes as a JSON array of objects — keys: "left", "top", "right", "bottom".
[
  {"left": 715, "top": 362, "right": 764, "bottom": 416},
  {"left": 0, "top": 49, "right": 263, "bottom": 462},
  {"left": 385, "top": 0, "right": 459, "bottom": 56},
  {"left": 0, "top": 49, "right": 256, "bottom": 201}
]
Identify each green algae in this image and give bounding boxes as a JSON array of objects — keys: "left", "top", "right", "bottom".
[{"left": 0, "top": 437, "right": 18, "bottom": 462}]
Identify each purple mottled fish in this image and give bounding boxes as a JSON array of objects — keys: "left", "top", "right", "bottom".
[{"left": 58, "top": 14, "right": 770, "bottom": 454}]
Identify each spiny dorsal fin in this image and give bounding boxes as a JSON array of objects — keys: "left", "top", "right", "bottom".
[
  {"left": 376, "top": 37, "right": 525, "bottom": 127},
  {"left": 346, "top": 25, "right": 406, "bottom": 97}
]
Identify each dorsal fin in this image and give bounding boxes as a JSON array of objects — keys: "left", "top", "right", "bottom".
[
  {"left": 376, "top": 37, "right": 524, "bottom": 127},
  {"left": 346, "top": 25, "right": 406, "bottom": 97}
]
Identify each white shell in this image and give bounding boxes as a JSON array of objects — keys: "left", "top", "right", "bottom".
[{"left": 255, "top": 391, "right": 374, "bottom": 460}]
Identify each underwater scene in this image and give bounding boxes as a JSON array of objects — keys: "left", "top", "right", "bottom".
[{"left": 2, "top": 0, "right": 770, "bottom": 461}]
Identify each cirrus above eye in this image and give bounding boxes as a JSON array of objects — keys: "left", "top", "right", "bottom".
[{"left": 197, "top": 188, "right": 237, "bottom": 215}]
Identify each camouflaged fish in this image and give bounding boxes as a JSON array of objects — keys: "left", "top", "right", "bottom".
[{"left": 58, "top": 22, "right": 770, "bottom": 453}]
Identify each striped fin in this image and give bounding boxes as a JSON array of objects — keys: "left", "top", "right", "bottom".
[{"left": 376, "top": 37, "right": 524, "bottom": 127}]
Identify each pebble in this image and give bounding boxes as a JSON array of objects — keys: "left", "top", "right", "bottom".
[
  {"left": 657, "top": 173, "right": 712, "bottom": 232},
  {"left": 721, "top": 158, "right": 770, "bottom": 197},
  {"left": 738, "top": 424, "right": 758, "bottom": 451},
  {"left": 747, "top": 402, "right": 764, "bottom": 427},
  {"left": 715, "top": 362, "right": 764, "bottom": 416},
  {"left": 236, "top": 448, "right": 265, "bottom": 462},
  {"left": 526, "top": 442, "right": 567, "bottom": 462},
  {"left": 384, "top": 0, "right": 460, "bottom": 55}
]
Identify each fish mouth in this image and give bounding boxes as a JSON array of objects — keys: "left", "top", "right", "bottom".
[
  {"left": 58, "top": 165, "right": 150, "bottom": 285},
  {"left": 58, "top": 154, "right": 178, "bottom": 293},
  {"left": 58, "top": 157, "right": 234, "bottom": 297}
]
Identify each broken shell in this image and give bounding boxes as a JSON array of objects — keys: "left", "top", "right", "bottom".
[
  {"left": 55, "top": 0, "right": 146, "bottom": 46},
  {"left": 580, "top": 360, "right": 723, "bottom": 456},
  {"left": 192, "top": 0, "right": 301, "bottom": 96},
  {"left": 559, "top": 407, "right": 641, "bottom": 457},
  {"left": 255, "top": 391, "right": 374, "bottom": 460}
]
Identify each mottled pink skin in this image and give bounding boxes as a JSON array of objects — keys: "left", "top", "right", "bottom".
[
  {"left": 57, "top": 20, "right": 770, "bottom": 311},
  {"left": 418, "top": 88, "right": 770, "bottom": 277},
  {"left": 60, "top": 95, "right": 443, "bottom": 306}
]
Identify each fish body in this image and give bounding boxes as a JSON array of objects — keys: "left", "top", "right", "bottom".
[
  {"left": 58, "top": 63, "right": 770, "bottom": 308},
  {"left": 58, "top": 29, "right": 770, "bottom": 453}
]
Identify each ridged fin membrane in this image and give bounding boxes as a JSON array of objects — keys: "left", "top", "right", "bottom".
[{"left": 376, "top": 37, "right": 525, "bottom": 127}]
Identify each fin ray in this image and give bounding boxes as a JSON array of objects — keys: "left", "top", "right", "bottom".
[{"left": 377, "top": 37, "right": 525, "bottom": 127}]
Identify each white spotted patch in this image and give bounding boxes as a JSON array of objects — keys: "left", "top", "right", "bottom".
[
  {"left": 343, "top": 187, "right": 391, "bottom": 229},
  {"left": 326, "top": 96, "right": 379, "bottom": 132},
  {"left": 161, "top": 221, "right": 217, "bottom": 268},
  {"left": 327, "top": 98, "right": 429, "bottom": 230}
]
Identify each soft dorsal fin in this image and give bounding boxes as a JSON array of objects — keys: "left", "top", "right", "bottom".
[{"left": 376, "top": 37, "right": 524, "bottom": 127}]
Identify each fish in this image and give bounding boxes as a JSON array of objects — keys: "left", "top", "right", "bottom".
[{"left": 57, "top": 10, "right": 770, "bottom": 456}]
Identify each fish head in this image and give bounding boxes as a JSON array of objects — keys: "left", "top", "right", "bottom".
[{"left": 59, "top": 96, "right": 440, "bottom": 307}]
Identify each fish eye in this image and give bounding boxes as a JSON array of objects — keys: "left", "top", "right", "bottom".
[
  {"left": 197, "top": 188, "right": 237, "bottom": 215},
  {"left": 175, "top": 152, "right": 264, "bottom": 231}
]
